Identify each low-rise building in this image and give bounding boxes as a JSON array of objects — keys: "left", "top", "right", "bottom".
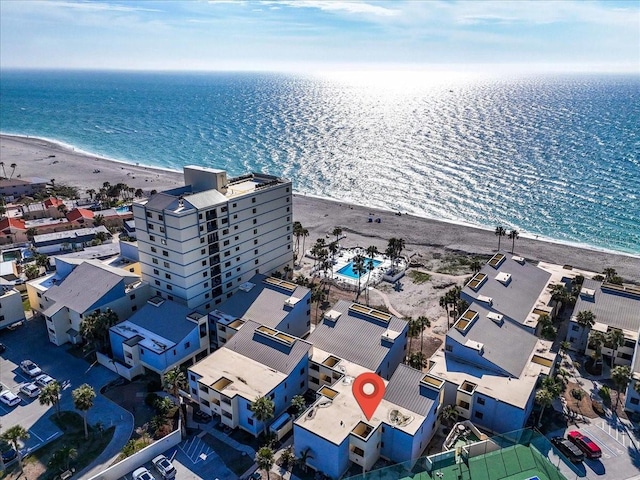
[
  {"left": 208, "top": 274, "right": 311, "bottom": 349},
  {"left": 429, "top": 302, "right": 556, "bottom": 434},
  {"left": 108, "top": 297, "right": 209, "bottom": 378},
  {"left": 294, "top": 362, "right": 443, "bottom": 478},
  {"left": 461, "top": 252, "right": 554, "bottom": 333},
  {"left": 32, "top": 226, "right": 111, "bottom": 254},
  {"left": 0, "top": 177, "right": 48, "bottom": 201},
  {"left": 566, "top": 279, "right": 640, "bottom": 364},
  {"left": 0, "top": 217, "right": 27, "bottom": 244},
  {"left": 27, "top": 259, "right": 150, "bottom": 345},
  {"left": 306, "top": 301, "right": 408, "bottom": 381},
  {"left": 626, "top": 343, "right": 640, "bottom": 415},
  {"left": 0, "top": 283, "right": 27, "bottom": 330},
  {"left": 188, "top": 320, "right": 312, "bottom": 437}
]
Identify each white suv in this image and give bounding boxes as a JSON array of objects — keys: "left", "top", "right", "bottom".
[
  {"left": 0, "top": 390, "right": 20, "bottom": 407},
  {"left": 20, "top": 360, "right": 42, "bottom": 377},
  {"left": 20, "top": 383, "right": 41, "bottom": 398},
  {"left": 152, "top": 455, "right": 176, "bottom": 479}
]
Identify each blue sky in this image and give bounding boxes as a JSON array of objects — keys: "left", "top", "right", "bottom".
[{"left": 1, "top": 0, "right": 638, "bottom": 72}]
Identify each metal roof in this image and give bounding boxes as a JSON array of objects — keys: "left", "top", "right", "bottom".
[
  {"left": 306, "top": 300, "right": 407, "bottom": 372},
  {"left": 43, "top": 261, "right": 124, "bottom": 315},
  {"left": 33, "top": 226, "right": 110, "bottom": 245},
  {"left": 223, "top": 320, "right": 312, "bottom": 374},
  {"left": 123, "top": 300, "right": 201, "bottom": 345},
  {"left": 574, "top": 279, "right": 640, "bottom": 333},
  {"left": 462, "top": 251, "right": 551, "bottom": 326},
  {"left": 216, "top": 274, "right": 310, "bottom": 328},
  {"left": 184, "top": 190, "right": 227, "bottom": 209},
  {"left": 447, "top": 302, "right": 540, "bottom": 378},
  {"left": 384, "top": 364, "right": 438, "bottom": 415},
  {"left": 144, "top": 193, "right": 180, "bottom": 211}
]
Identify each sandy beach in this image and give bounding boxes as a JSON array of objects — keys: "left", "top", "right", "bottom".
[{"left": 2, "top": 133, "right": 639, "bottom": 282}]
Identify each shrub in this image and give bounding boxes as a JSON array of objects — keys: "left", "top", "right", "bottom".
[
  {"left": 571, "top": 389, "right": 584, "bottom": 401},
  {"left": 145, "top": 392, "right": 160, "bottom": 407},
  {"left": 599, "top": 385, "right": 611, "bottom": 405}
]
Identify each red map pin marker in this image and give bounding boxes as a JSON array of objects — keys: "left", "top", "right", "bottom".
[{"left": 353, "top": 372, "right": 385, "bottom": 420}]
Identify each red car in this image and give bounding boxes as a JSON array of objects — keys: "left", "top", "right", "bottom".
[{"left": 567, "top": 431, "right": 602, "bottom": 459}]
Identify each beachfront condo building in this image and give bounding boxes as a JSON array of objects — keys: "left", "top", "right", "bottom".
[
  {"left": 188, "top": 320, "right": 312, "bottom": 437},
  {"left": 0, "top": 283, "right": 27, "bottom": 330},
  {"left": 294, "top": 362, "right": 443, "bottom": 479},
  {"left": 133, "top": 166, "right": 293, "bottom": 311},
  {"left": 208, "top": 273, "right": 311, "bottom": 350},
  {"left": 429, "top": 302, "right": 556, "bottom": 434},
  {"left": 461, "top": 252, "right": 554, "bottom": 334}
]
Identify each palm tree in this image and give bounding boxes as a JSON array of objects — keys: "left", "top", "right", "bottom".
[
  {"left": 72, "top": 384, "right": 96, "bottom": 439},
  {"left": 48, "top": 444, "right": 78, "bottom": 473},
  {"left": 250, "top": 396, "right": 275, "bottom": 437},
  {"left": 300, "top": 228, "right": 309, "bottom": 261},
  {"left": 290, "top": 395, "right": 306, "bottom": 417},
  {"left": 352, "top": 254, "right": 367, "bottom": 300},
  {"left": 297, "top": 447, "right": 314, "bottom": 473},
  {"left": 364, "top": 245, "right": 379, "bottom": 304},
  {"left": 576, "top": 310, "right": 596, "bottom": 351},
  {"left": 603, "top": 267, "right": 617, "bottom": 282},
  {"left": 470, "top": 259, "right": 481, "bottom": 274},
  {"left": 2, "top": 425, "right": 29, "bottom": 473},
  {"left": 560, "top": 340, "right": 571, "bottom": 359},
  {"left": 9, "top": 163, "right": 17, "bottom": 179},
  {"left": 40, "top": 380, "right": 62, "bottom": 417},
  {"left": 406, "top": 317, "right": 419, "bottom": 357},
  {"left": 535, "top": 388, "right": 554, "bottom": 427},
  {"left": 86, "top": 188, "right": 96, "bottom": 200},
  {"left": 0, "top": 162, "right": 5, "bottom": 178},
  {"left": 438, "top": 404, "right": 458, "bottom": 427},
  {"left": 93, "top": 214, "right": 105, "bottom": 226},
  {"left": 163, "top": 367, "right": 186, "bottom": 431},
  {"left": 311, "top": 285, "right": 326, "bottom": 323},
  {"left": 408, "top": 352, "right": 427, "bottom": 370},
  {"left": 606, "top": 328, "right": 626, "bottom": 367},
  {"left": 293, "top": 221, "right": 303, "bottom": 257},
  {"left": 26, "top": 227, "right": 38, "bottom": 241},
  {"left": 508, "top": 229, "right": 519, "bottom": 254},
  {"left": 611, "top": 365, "right": 631, "bottom": 412},
  {"left": 80, "top": 308, "right": 119, "bottom": 353},
  {"left": 134, "top": 188, "right": 144, "bottom": 198},
  {"left": 495, "top": 226, "right": 506, "bottom": 251},
  {"left": 332, "top": 226, "right": 343, "bottom": 245},
  {"left": 256, "top": 445, "right": 275, "bottom": 479},
  {"left": 417, "top": 316, "right": 430, "bottom": 355},
  {"left": 439, "top": 295, "right": 450, "bottom": 323}
]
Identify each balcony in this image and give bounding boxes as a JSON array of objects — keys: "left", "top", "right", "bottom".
[{"left": 207, "top": 220, "right": 218, "bottom": 232}]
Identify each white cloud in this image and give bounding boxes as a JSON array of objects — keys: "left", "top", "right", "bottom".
[
  {"left": 42, "top": 1, "right": 162, "bottom": 13},
  {"left": 261, "top": 1, "right": 400, "bottom": 17}
]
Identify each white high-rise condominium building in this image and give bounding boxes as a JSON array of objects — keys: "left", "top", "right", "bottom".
[{"left": 133, "top": 166, "right": 293, "bottom": 311}]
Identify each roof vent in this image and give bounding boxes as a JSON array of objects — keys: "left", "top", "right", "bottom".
[
  {"left": 488, "top": 253, "right": 506, "bottom": 269},
  {"left": 147, "top": 296, "right": 165, "bottom": 307},
  {"left": 512, "top": 255, "right": 525, "bottom": 265},
  {"left": 487, "top": 312, "right": 504, "bottom": 325},
  {"left": 581, "top": 288, "right": 595, "bottom": 299},
  {"left": 284, "top": 296, "right": 301, "bottom": 308},
  {"left": 238, "top": 281, "right": 255, "bottom": 292},
  {"left": 323, "top": 310, "right": 341, "bottom": 323},
  {"left": 467, "top": 273, "right": 487, "bottom": 291},
  {"left": 465, "top": 340, "right": 484, "bottom": 354},
  {"left": 477, "top": 295, "right": 493, "bottom": 306},
  {"left": 495, "top": 272, "right": 512, "bottom": 286}
]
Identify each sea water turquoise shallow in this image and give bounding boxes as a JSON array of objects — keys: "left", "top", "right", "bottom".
[{"left": 0, "top": 70, "right": 638, "bottom": 255}]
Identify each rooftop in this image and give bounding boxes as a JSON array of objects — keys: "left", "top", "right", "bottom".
[
  {"left": 111, "top": 299, "right": 204, "bottom": 353},
  {"left": 211, "top": 274, "right": 310, "bottom": 328},
  {"left": 573, "top": 279, "right": 640, "bottom": 334},
  {"left": 463, "top": 251, "right": 552, "bottom": 328},
  {"left": 33, "top": 226, "right": 110, "bottom": 244},
  {"left": 306, "top": 300, "right": 407, "bottom": 372}
]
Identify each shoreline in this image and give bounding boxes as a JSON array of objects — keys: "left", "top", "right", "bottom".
[{"left": 2, "top": 133, "right": 639, "bottom": 281}]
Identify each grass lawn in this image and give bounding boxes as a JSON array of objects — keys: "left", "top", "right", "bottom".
[
  {"left": 201, "top": 433, "right": 254, "bottom": 475},
  {"left": 6, "top": 411, "right": 114, "bottom": 480},
  {"left": 407, "top": 270, "right": 431, "bottom": 284}
]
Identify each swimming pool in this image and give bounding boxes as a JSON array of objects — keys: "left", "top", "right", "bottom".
[
  {"left": 116, "top": 206, "right": 131, "bottom": 214},
  {"left": 336, "top": 258, "right": 382, "bottom": 280}
]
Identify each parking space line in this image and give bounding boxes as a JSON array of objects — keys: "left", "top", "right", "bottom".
[{"left": 179, "top": 437, "right": 213, "bottom": 464}]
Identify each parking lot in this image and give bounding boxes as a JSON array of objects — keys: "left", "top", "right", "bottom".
[
  {"left": 119, "top": 434, "right": 239, "bottom": 480},
  {"left": 549, "top": 421, "right": 640, "bottom": 479},
  {"left": 0, "top": 317, "right": 122, "bottom": 458}
]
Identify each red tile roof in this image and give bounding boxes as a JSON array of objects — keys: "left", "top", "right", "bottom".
[
  {"left": 66, "top": 208, "right": 94, "bottom": 223},
  {"left": 43, "top": 197, "right": 64, "bottom": 208},
  {"left": 0, "top": 217, "right": 26, "bottom": 231}
]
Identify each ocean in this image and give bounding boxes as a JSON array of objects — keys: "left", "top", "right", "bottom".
[{"left": 0, "top": 70, "right": 638, "bottom": 255}]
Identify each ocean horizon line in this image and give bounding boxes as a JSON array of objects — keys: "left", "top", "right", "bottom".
[{"left": 3, "top": 131, "right": 639, "bottom": 261}]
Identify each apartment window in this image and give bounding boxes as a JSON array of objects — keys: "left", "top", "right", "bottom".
[
  {"left": 146, "top": 212, "right": 152, "bottom": 218},
  {"left": 235, "top": 236, "right": 239, "bottom": 241},
  {"left": 224, "top": 261, "right": 231, "bottom": 268},
  {"left": 152, "top": 258, "right": 158, "bottom": 264},
  {"left": 223, "top": 229, "right": 229, "bottom": 235},
  {"left": 458, "top": 400, "right": 470, "bottom": 409},
  {"left": 164, "top": 261, "right": 170, "bottom": 268},
  {"left": 286, "top": 197, "right": 290, "bottom": 202},
  {"left": 205, "top": 293, "right": 210, "bottom": 298},
  {"left": 287, "top": 207, "right": 290, "bottom": 212},
  {"left": 233, "top": 214, "right": 237, "bottom": 219},
  {"left": 161, "top": 239, "right": 167, "bottom": 245},
  {"left": 287, "top": 235, "right": 290, "bottom": 240},
  {"left": 162, "top": 250, "right": 168, "bottom": 257},
  {"left": 167, "top": 295, "right": 173, "bottom": 300},
  {"left": 253, "top": 229, "right": 257, "bottom": 235},
  {"left": 224, "top": 251, "right": 230, "bottom": 257},
  {"left": 235, "top": 246, "right": 240, "bottom": 251},
  {"left": 287, "top": 226, "right": 290, "bottom": 231},
  {"left": 147, "top": 223, "right": 154, "bottom": 230},
  {"left": 287, "top": 245, "right": 291, "bottom": 250},
  {"left": 37, "top": 292, "right": 42, "bottom": 298},
  {"left": 569, "top": 337, "right": 576, "bottom": 343},
  {"left": 221, "top": 206, "right": 228, "bottom": 213},
  {"left": 140, "top": 349, "right": 145, "bottom": 356},
  {"left": 226, "top": 282, "right": 232, "bottom": 288},
  {"left": 203, "top": 271, "right": 208, "bottom": 277},
  {"left": 204, "top": 282, "right": 209, "bottom": 288},
  {"left": 256, "top": 269, "right": 260, "bottom": 274},
  {"left": 149, "top": 235, "right": 155, "bottom": 242},
  {"left": 199, "top": 213, "right": 203, "bottom": 220},
  {"left": 236, "top": 267, "right": 241, "bottom": 272},
  {"left": 254, "top": 239, "right": 258, "bottom": 245},
  {"left": 167, "top": 285, "right": 172, "bottom": 290},
  {"left": 223, "top": 240, "right": 230, "bottom": 246},
  {"left": 571, "top": 325, "right": 580, "bottom": 331},
  {"left": 252, "top": 198, "right": 256, "bottom": 203},
  {"left": 158, "top": 214, "right": 163, "bottom": 221},
  {"left": 154, "top": 280, "right": 160, "bottom": 285},
  {"left": 474, "top": 411, "right": 484, "bottom": 420},
  {"left": 477, "top": 397, "right": 485, "bottom": 405},
  {"left": 129, "top": 294, "right": 136, "bottom": 300},
  {"left": 253, "top": 219, "right": 257, "bottom": 224},
  {"left": 159, "top": 226, "right": 165, "bottom": 233},
  {"left": 286, "top": 187, "right": 290, "bottom": 192},
  {"left": 287, "top": 217, "right": 290, "bottom": 222},
  {"left": 221, "top": 218, "right": 228, "bottom": 224},
  {"left": 248, "top": 418, "right": 254, "bottom": 426},
  {"left": 255, "top": 259, "right": 259, "bottom": 265},
  {"left": 445, "top": 344, "right": 453, "bottom": 352},
  {"left": 227, "top": 293, "right": 233, "bottom": 298},
  {"left": 225, "top": 272, "right": 231, "bottom": 278},
  {"left": 131, "top": 305, "right": 137, "bottom": 312},
  {"left": 153, "top": 269, "right": 159, "bottom": 275},
  {"left": 185, "top": 341, "right": 190, "bottom": 348},
  {"left": 165, "top": 273, "right": 171, "bottom": 279},
  {"left": 201, "top": 248, "right": 206, "bottom": 254},
  {"left": 199, "top": 225, "right": 204, "bottom": 232},
  {"left": 151, "top": 247, "right": 157, "bottom": 253},
  {"left": 232, "top": 203, "right": 237, "bottom": 208},
  {"left": 631, "top": 398, "right": 639, "bottom": 405},
  {"left": 254, "top": 249, "right": 258, "bottom": 255},
  {"left": 202, "top": 260, "right": 207, "bottom": 266},
  {"left": 252, "top": 208, "right": 257, "bottom": 214},
  {"left": 200, "top": 237, "right": 205, "bottom": 243}
]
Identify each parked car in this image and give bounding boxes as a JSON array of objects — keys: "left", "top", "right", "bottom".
[
  {"left": 551, "top": 436, "right": 584, "bottom": 463},
  {"left": 193, "top": 409, "right": 212, "bottom": 422},
  {"left": 0, "top": 343, "right": 6, "bottom": 353},
  {"left": 0, "top": 390, "right": 21, "bottom": 407},
  {"left": 20, "top": 360, "right": 42, "bottom": 377},
  {"left": 132, "top": 467, "right": 156, "bottom": 480},
  {"left": 567, "top": 430, "right": 602, "bottom": 459},
  {"left": 19, "top": 382, "right": 41, "bottom": 398},
  {"left": 35, "top": 373, "right": 55, "bottom": 388},
  {"left": 152, "top": 454, "right": 176, "bottom": 479},
  {"left": 249, "top": 472, "right": 262, "bottom": 480},
  {"left": 1, "top": 447, "right": 17, "bottom": 463}
]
